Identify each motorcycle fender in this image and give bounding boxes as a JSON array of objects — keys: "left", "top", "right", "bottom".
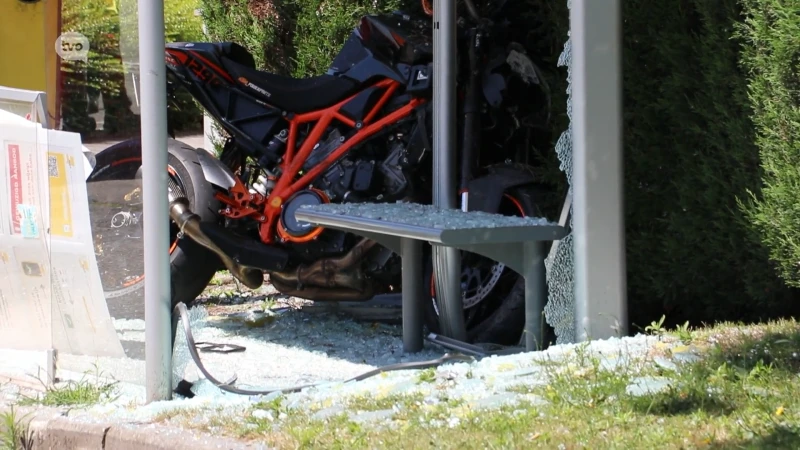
[
  {"left": 194, "top": 147, "right": 237, "bottom": 190},
  {"left": 467, "top": 165, "right": 538, "bottom": 214}
]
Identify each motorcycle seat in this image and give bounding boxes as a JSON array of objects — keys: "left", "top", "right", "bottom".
[
  {"left": 214, "top": 42, "right": 360, "bottom": 114},
  {"left": 213, "top": 42, "right": 257, "bottom": 68}
]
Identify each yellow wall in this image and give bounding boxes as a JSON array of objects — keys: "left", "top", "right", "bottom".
[{"left": 0, "top": 0, "right": 60, "bottom": 123}]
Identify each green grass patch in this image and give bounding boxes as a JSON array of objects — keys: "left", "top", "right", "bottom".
[
  {"left": 345, "top": 392, "right": 425, "bottom": 412},
  {"left": 17, "top": 369, "right": 119, "bottom": 408},
  {"left": 208, "top": 271, "right": 232, "bottom": 286},
  {"left": 416, "top": 368, "right": 436, "bottom": 384},
  {"left": 18, "top": 380, "right": 118, "bottom": 408},
  {"left": 0, "top": 406, "right": 33, "bottom": 450}
]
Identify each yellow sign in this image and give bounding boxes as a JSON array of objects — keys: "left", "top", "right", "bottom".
[{"left": 48, "top": 152, "right": 74, "bottom": 238}]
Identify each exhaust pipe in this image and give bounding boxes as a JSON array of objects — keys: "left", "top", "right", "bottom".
[
  {"left": 270, "top": 238, "right": 378, "bottom": 289},
  {"left": 169, "top": 197, "right": 264, "bottom": 289}
]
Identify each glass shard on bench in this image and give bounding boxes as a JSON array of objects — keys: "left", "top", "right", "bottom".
[{"left": 299, "top": 202, "right": 555, "bottom": 230}]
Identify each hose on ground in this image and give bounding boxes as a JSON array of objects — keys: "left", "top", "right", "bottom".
[{"left": 173, "top": 302, "right": 475, "bottom": 397}]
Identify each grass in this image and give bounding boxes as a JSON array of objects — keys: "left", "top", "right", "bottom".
[
  {"left": 0, "top": 407, "right": 33, "bottom": 450},
  {"left": 17, "top": 367, "right": 119, "bottom": 408},
  {"left": 345, "top": 392, "right": 426, "bottom": 412},
  {"left": 416, "top": 368, "right": 437, "bottom": 384},
  {"left": 0, "top": 366, "right": 117, "bottom": 448},
  {"left": 153, "top": 318, "right": 800, "bottom": 449},
  {"left": 208, "top": 270, "right": 232, "bottom": 286}
]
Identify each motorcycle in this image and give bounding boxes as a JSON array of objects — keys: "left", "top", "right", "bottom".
[{"left": 87, "top": 0, "right": 554, "bottom": 345}]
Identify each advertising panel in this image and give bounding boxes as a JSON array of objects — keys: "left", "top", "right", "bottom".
[{"left": 0, "top": 116, "right": 124, "bottom": 357}]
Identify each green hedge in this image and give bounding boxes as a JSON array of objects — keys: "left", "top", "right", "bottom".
[
  {"left": 199, "top": 0, "right": 800, "bottom": 329},
  {"left": 620, "top": 0, "right": 800, "bottom": 328},
  {"left": 738, "top": 0, "right": 800, "bottom": 290},
  {"left": 199, "top": 0, "right": 295, "bottom": 74}
]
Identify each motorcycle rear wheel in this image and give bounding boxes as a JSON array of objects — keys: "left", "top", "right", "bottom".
[
  {"left": 86, "top": 138, "right": 223, "bottom": 318},
  {"left": 423, "top": 184, "right": 556, "bottom": 347}
]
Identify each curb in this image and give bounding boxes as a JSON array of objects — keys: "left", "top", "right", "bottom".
[{"left": 1, "top": 405, "right": 264, "bottom": 450}]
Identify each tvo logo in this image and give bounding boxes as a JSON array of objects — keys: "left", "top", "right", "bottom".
[{"left": 55, "top": 32, "right": 90, "bottom": 61}]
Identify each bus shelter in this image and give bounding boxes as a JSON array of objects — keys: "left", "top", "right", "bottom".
[
  {"left": 0, "top": 0, "right": 626, "bottom": 404},
  {"left": 132, "top": 0, "right": 627, "bottom": 401}
]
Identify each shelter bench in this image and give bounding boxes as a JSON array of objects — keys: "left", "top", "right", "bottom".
[{"left": 294, "top": 202, "right": 568, "bottom": 353}]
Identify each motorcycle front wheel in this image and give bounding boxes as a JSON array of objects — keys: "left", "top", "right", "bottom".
[{"left": 86, "top": 138, "right": 223, "bottom": 318}]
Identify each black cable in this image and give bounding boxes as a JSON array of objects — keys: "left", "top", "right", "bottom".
[{"left": 173, "top": 302, "right": 475, "bottom": 397}]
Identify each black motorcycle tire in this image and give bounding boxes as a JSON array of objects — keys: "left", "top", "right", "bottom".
[
  {"left": 422, "top": 184, "right": 556, "bottom": 347},
  {"left": 86, "top": 138, "right": 222, "bottom": 317}
]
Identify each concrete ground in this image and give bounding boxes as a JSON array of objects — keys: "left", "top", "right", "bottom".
[{"left": 0, "top": 403, "right": 262, "bottom": 449}]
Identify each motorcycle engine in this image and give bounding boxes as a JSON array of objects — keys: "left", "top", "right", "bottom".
[{"left": 303, "top": 116, "right": 430, "bottom": 203}]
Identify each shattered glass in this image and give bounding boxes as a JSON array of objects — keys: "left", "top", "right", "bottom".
[
  {"left": 543, "top": 27, "right": 576, "bottom": 344},
  {"left": 172, "top": 306, "right": 209, "bottom": 390},
  {"left": 301, "top": 202, "right": 555, "bottom": 229}
]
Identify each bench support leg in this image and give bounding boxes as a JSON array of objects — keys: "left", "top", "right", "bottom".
[
  {"left": 401, "top": 238, "right": 424, "bottom": 353},
  {"left": 522, "top": 241, "right": 547, "bottom": 351}
]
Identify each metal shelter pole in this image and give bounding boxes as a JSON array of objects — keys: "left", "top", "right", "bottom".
[
  {"left": 431, "top": 0, "right": 466, "bottom": 341},
  {"left": 571, "top": 0, "right": 628, "bottom": 342},
  {"left": 139, "top": 0, "right": 173, "bottom": 402}
]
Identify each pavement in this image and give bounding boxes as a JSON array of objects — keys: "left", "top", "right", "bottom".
[{"left": 0, "top": 404, "right": 263, "bottom": 449}]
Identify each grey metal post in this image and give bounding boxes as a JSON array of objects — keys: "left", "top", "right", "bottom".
[
  {"left": 571, "top": 0, "right": 628, "bottom": 342},
  {"left": 139, "top": 0, "right": 173, "bottom": 402},
  {"left": 401, "top": 238, "right": 424, "bottom": 352},
  {"left": 431, "top": 0, "right": 466, "bottom": 341},
  {"left": 522, "top": 241, "right": 547, "bottom": 351}
]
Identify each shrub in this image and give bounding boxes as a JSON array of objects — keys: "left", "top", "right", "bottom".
[
  {"left": 737, "top": 0, "right": 800, "bottom": 290},
  {"left": 619, "top": 0, "right": 796, "bottom": 328},
  {"left": 199, "top": 0, "right": 296, "bottom": 74}
]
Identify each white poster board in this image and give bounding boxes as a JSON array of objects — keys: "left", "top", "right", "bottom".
[
  {"left": 0, "top": 123, "right": 52, "bottom": 351},
  {"left": 0, "top": 112, "right": 124, "bottom": 358}
]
